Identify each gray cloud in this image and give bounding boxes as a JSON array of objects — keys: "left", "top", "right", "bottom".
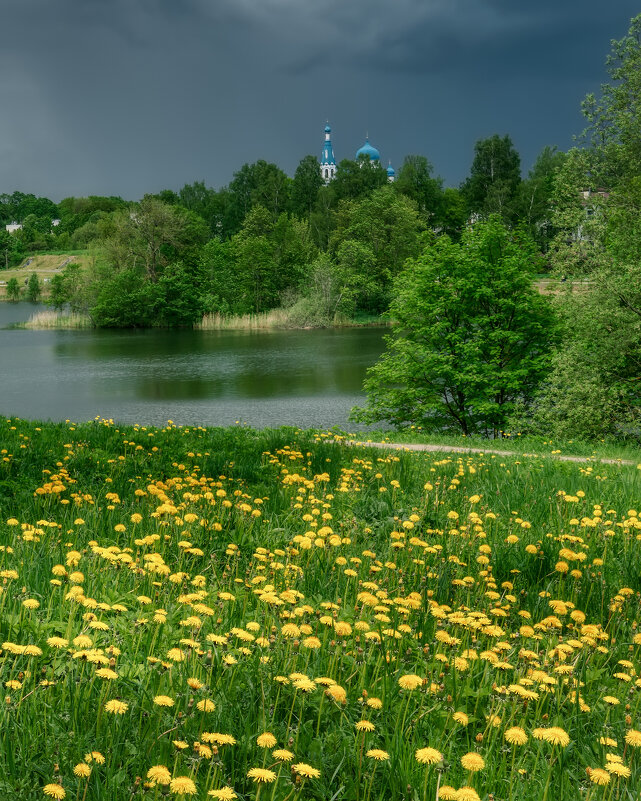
[{"left": 0, "top": 0, "right": 639, "bottom": 199}]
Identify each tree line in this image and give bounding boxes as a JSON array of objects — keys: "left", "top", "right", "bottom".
[{"left": 1, "top": 127, "right": 562, "bottom": 328}]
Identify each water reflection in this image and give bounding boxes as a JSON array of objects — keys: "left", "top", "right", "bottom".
[{"left": 0, "top": 321, "right": 386, "bottom": 428}]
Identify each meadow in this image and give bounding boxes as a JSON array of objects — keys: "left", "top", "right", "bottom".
[{"left": 1, "top": 418, "right": 641, "bottom": 800}]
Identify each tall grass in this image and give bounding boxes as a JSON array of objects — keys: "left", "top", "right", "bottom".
[
  {"left": 197, "top": 309, "right": 388, "bottom": 330},
  {"left": 197, "top": 309, "right": 296, "bottom": 330},
  {"left": 1, "top": 418, "right": 641, "bottom": 799},
  {"left": 23, "top": 309, "right": 93, "bottom": 329}
]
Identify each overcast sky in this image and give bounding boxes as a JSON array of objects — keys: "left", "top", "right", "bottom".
[{"left": 1, "top": 1, "right": 639, "bottom": 201}]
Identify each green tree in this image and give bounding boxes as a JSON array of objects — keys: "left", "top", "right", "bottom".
[
  {"left": 6, "top": 277, "right": 21, "bottom": 302},
  {"left": 290, "top": 155, "right": 323, "bottom": 219},
  {"left": 26, "top": 272, "right": 41, "bottom": 302},
  {"left": 226, "top": 161, "right": 291, "bottom": 235},
  {"left": 329, "top": 186, "right": 424, "bottom": 313},
  {"left": 526, "top": 15, "right": 641, "bottom": 438},
  {"left": 199, "top": 238, "right": 236, "bottom": 313},
  {"left": 331, "top": 158, "right": 388, "bottom": 202},
  {"left": 462, "top": 134, "right": 522, "bottom": 223},
  {"left": 0, "top": 230, "right": 19, "bottom": 269},
  {"left": 394, "top": 155, "right": 443, "bottom": 220},
  {"left": 155, "top": 262, "right": 206, "bottom": 327},
  {"left": 515, "top": 145, "right": 566, "bottom": 252},
  {"left": 433, "top": 187, "right": 468, "bottom": 239},
  {"left": 227, "top": 206, "right": 312, "bottom": 313},
  {"left": 101, "top": 197, "right": 207, "bottom": 282},
  {"left": 91, "top": 268, "right": 160, "bottom": 328},
  {"left": 352, "top": 218, "right": 557, "bottom": 435}
]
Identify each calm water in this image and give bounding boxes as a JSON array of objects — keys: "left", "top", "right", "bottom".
[{"left": 0, "top": 303, "right": 386, "bottom": 428}]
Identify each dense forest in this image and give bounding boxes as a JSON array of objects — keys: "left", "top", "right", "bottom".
[{"left": 0, "top": 132, "right": 562, "bottom": 328}]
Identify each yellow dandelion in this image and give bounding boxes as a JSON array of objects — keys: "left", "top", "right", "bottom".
[
  {"left": 452, "top": 712, "right": 469, "bottom": 726},
  {"left": 169, "top": 776, "right": 197, "bottom": 795},
  {"left": 247, "top": 767, "right": 277, "bottom": 783},
  {"left": 104, "top": 699, "right": 128, "bottom": 714},
  {"left": 355, "top": 720, "right": 376, "bottom": 732},
  {"left": 256, "top": 732, "right": 277, "bottom": 748},
  {"left": 398, "top": 674, "right": 423, "bottom": 691},
  {"left": 541, "top": 727, "right": 570, "bottom": 747},
  {"left": 46, "top": 637, "right": 69, "bottom": 649},
  {"left": 43, "top": 785, "right": 66, "bottom": 799},
  {"left": 460, "top": 753, "right": 485, "bottom": 772},
  {"left": 456, "top": 788, "right": 480, "bottom": 801},
  {"left": 504, "top": 727, "right": 528, "bottom": 746},
  {"left": 589, "top": 769, "right": 610, "bottom": 786},
  {"left": 366, "top": 749, "right": 389, "bottom": 761},
  {"left": 153, "top": 695, "right": 175, "bottom": 707},
  {"left": 95, "top": 668, "right": 118, "bottom": 680},
  {"left": 208, "top": 788, "right": 237, "bottom": 799},
  {"left": 437, "top": 787, "right": 458, "bottom": 800},
  {"left": 147, "top": 765, "right": 172, "bottom": 786},
  {"left": 196, "top": 699, "right": 216, "bottom": 712},
  {"left": 201, "top": 732, "right": 237, "bottom": 746},
  {"left": 605, "top": 762, "right": 631, "bottom": 777},
  {"left": 73, "top": 764, "right": 91, "bottom": 778},
  {"left": 415, "top": 747, "right": 443, "bottom": 765},
  {"left": 292, "top": 763, "right": 321, "bottom": 778},
  {"left": 625, "top": 729, "right": 641, "bottom": 748},
  {"left": 272, "top": 749, "right": 294, "bottom": 761}
]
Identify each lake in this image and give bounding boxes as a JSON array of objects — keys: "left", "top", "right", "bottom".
[{"left": 0, "top": 303, "right": 387, "bottom": 429}]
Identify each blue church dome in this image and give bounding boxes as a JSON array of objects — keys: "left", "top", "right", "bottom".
[
  {"left": 356, "top": 138, "right": 380, "bottom": 162},
  {"left": 386, "top": 163, "right": 395, "bottom": 177},
  {"left": 324, "top": 123, "right": 332, "bottom": 133}
]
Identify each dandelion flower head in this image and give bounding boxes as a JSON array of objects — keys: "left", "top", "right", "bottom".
[{"left": 43, "top": 785, "right": 66, "bottom": 799}]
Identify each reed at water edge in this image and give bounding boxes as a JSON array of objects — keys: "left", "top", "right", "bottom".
[{"left": 22, "top": 309, "right": 93, "bottom": 329}]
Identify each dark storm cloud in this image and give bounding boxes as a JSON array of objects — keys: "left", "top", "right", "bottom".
[{"left": 0, "top": 0, "right": 639, "bottom": 200}]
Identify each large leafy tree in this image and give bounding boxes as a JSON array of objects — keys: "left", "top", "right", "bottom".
[
  {"left": 462, "top": 134, "right": 522, "bottom": 223},
  {"left": 227, "top": 206, "right": 313, "bottom": 313},
  {"left": 526, "top": 14, "right": 641, "bottom": 438},
  {"left": 352, "top": 217, "right": 557, "bottom": 435},
  {"left": 226, "top": 160, "right": 291, "bottom": 235},
  {"left": 331, "top": 158, "right": 388, "bottom": 202},
  {"left": 290, "top": 155, "right": 323, "bottom": 219},
  {"left": 515, "top": 145, "right": 566, "bottom": 252},
  {"left": 329, "top": 186, "right": 423, "bottom": 313},
  {"left": 394, "top": 155, "right": 443, "bottom": 221}
]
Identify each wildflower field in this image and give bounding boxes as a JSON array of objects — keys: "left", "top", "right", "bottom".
[{"left": 2, "top": 419, "right": 641, "bottom": 801}]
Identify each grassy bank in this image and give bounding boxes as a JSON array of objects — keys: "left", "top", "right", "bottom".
[
  {"left": 1, "top": 417, "right": 641, "bottom": 799},
  {"left": 20, "top": 309, "right": 93, "bottom": 329},
  {"left": 197, "top": 310, "right": 387, "bottom": 331},
  {"left": 19, "top": 307, "right": 385, "bottom": 331},
  {"left": 0, "top": 252, "right": 90, "bottom": 300}
]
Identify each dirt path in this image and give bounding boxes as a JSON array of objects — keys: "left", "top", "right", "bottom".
[{"left": 342, "top": 440, "right": 637, "bottom": 466}]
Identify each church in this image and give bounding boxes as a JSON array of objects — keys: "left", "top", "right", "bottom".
[{"left": 320, "top": 123, "right": 395, "bottom": 184}]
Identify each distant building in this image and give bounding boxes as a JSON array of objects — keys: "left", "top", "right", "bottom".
[
  {"left": 5, "top": 222, "right": 22, "bottom": 233},
  {"left": 320, "top": 123, "right": 394, "bottom": 183},
  {"left": 320, "top": 123, "right": 337, "bottom": 184}
]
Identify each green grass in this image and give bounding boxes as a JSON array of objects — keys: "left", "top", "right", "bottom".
[{"left": 1, "top": 417, "right": 641, "bottom": 800}]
